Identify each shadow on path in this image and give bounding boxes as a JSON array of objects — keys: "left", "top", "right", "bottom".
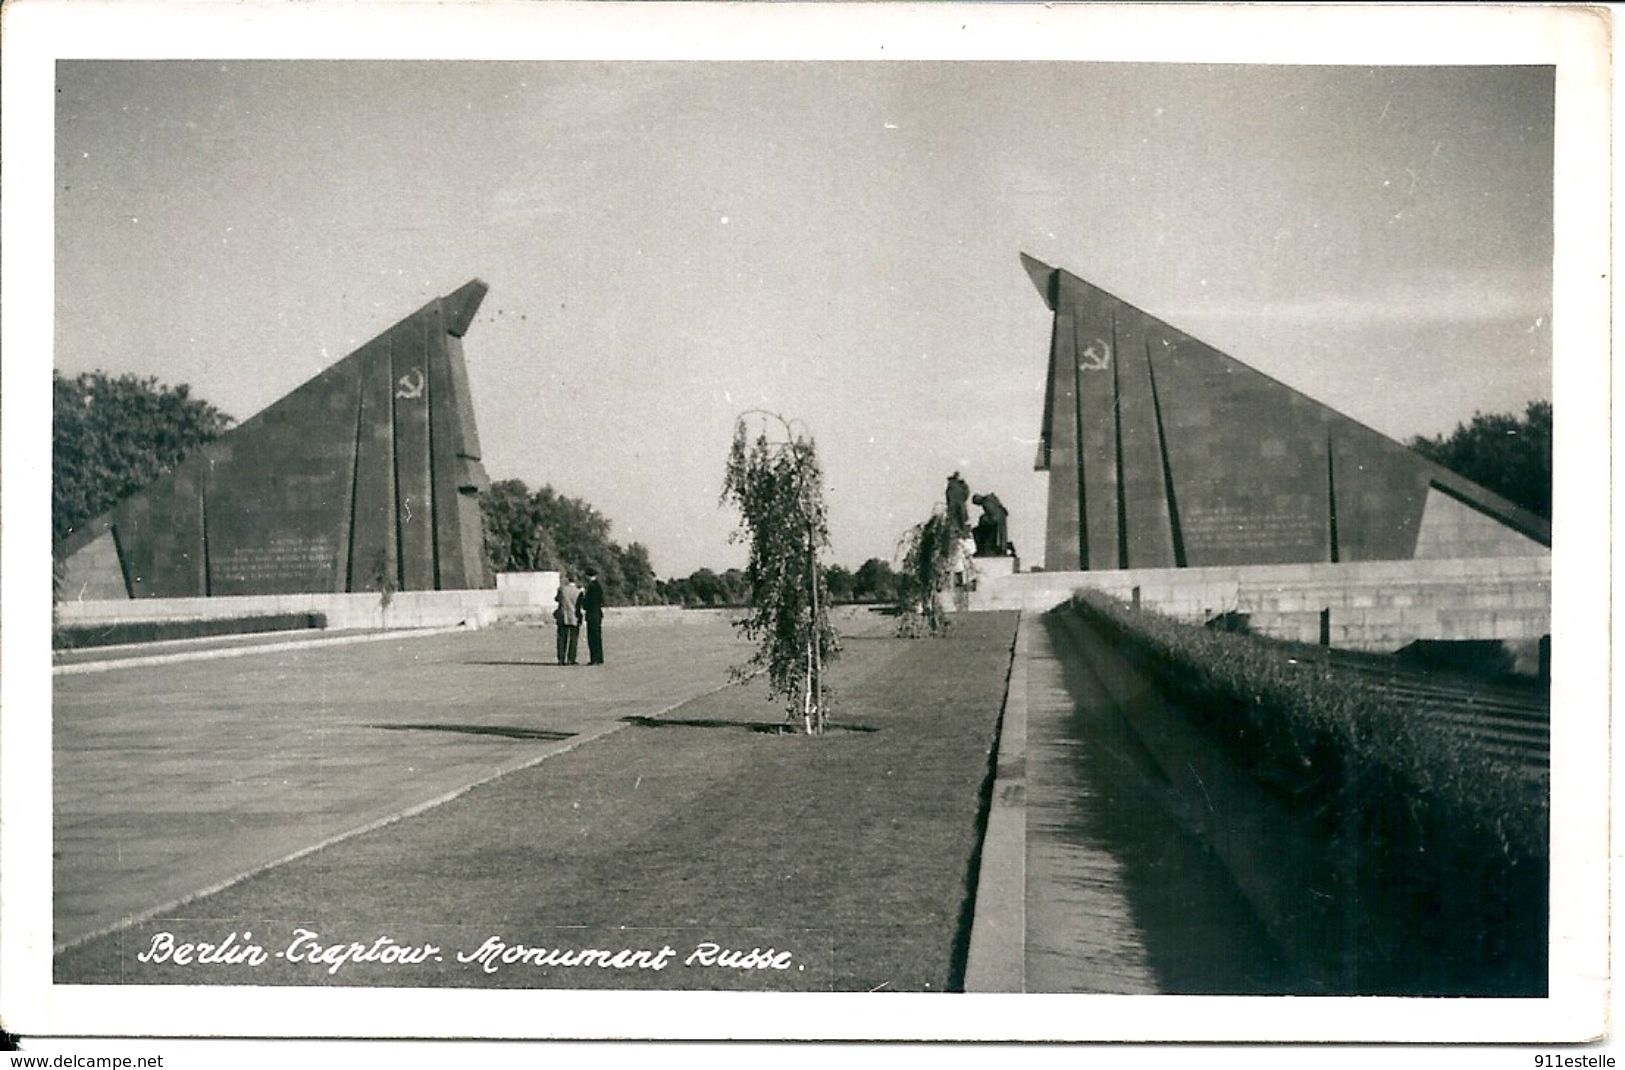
[
  {"left": 368, "top": 723, "right": 576, "bottom": 742},
  {"left": 619, "top": 715, "right": 878, "bottom": 735},
  {"left": 1030, "top": 613, "right": 1310, "bottom": 994},
  {"left": 460, "top": 660, "right": 586, "bottom": 668}
]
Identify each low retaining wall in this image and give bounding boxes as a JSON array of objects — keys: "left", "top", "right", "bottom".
[
  {"left": 51, "top": 593, "right": 718, "bottom": 632},
  {"left": 971, "top": 556, "right": 1550, "bottom": 652},
  {"left": 55, "top": 589, "right": 502, "bottom": 631},
  {"left": 498, "top": 605, "right": 883, "bottom": 628},
  {"left": 1051, "top": 609, "right": 1352, "bottom": 989},
  {"left": 1051, "top": 606, "right": 1545, "bottom": 994},
  {"left": 56, "top": 594, "right": 909, "bottom": 636},
  {"left": 491, "top": 605, "right": 740, "bottom": 627}
]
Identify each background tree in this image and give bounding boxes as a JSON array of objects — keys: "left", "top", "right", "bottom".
[
  {"left": 1409, "top": 400, "right": 1552, "bottom": 519},
  {"left": 720, "top": 567, "right": 752, "bottom": 606},
  {"left": 824, "top": 564, "right": 855, "bottom": 605},
  {"left": 481, "top": 478, "right": 561, "bottom": 572},
  {"left": 53, "top": 370, "right": 234, "bottom": 544},
  {"left": 896, "top": 508, "right": 958, "bottom": 636},
  {"left": 663, "top": 567, "right": 725, "bottom": 607},
  {"left": 614, "top": 542, "right": 661, "bottom": 605},
  {"left": 721, "top": 412, "right": 839, "bottom": 734},
  {"left": 657, "top": 566, "right": 754, "bottom": 607},
  {"left": 479, "top": 478, "right": 661, "bottom": 604},
  {"left": 850, "top": 557, "right": 900, "bottom": 604}
]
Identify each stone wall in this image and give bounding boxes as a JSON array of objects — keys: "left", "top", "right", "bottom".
[
  {"left": 969, "top": 556, "right": 1551, "bottom": 652},
  {"left": 55, "top": 589, "right": 502, "bottom": 632}
]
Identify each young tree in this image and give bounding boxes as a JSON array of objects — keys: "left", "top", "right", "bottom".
[
  {"left": 896, "top": 508, "right": 958, "bottom": 637},
  {"left": 1409, "top": 401, "right": 1552, "bottom": 519},
  {"left": 53, "top": 370, "right": 234, "bottom": 544},
  {"left": 721, "top": 412, "right": 839, "bottom": 734}
]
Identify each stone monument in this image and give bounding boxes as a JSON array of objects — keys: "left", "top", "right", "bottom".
[
  {"left": 971, "top": 492, "right": 1009, "bottom": 557},
  {"left": 1021, "top": 254, "right": 1550, "bottom": 571},
  {"left": 56, "top": 280, "right": 496, "bottom": 598}
]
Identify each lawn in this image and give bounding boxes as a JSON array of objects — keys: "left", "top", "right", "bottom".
[{"left": 56, "top": 612, "right": 1018, "bottom": 992}]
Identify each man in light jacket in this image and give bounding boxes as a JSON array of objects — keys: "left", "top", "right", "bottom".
[{"left": 554, "top": 573, "right": 584, "bottom": 666}]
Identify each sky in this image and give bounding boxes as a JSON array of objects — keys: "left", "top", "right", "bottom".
[{"left": 54, "top": 59, "right": 1555, "bottom": 577}]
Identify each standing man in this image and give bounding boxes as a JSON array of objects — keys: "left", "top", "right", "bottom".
[
  {"left": 554, "top": 572, "right": 583, "bottom": 666},
  {"left": 581, "top": 567, "right": 606, "bottom": 666}
]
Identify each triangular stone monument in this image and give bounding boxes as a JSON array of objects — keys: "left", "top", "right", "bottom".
[
  {"left": 1022, "top": 255, "right": 1550, "bottom": 571},
  {"left": 57, "top": 281, "right": 496, "bottom": 598}
]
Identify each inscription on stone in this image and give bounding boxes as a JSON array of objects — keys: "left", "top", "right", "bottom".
[
  {"left": 1182, "top": 506, "right": 1321, "bottom": 552},
  {"left": 214, "top": 535, "right": 337, "bottom": 584}
]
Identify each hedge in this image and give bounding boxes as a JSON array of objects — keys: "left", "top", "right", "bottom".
[
  {"left": 1067, "top": 589, "right": 1548, "bottom": 994},
  {"left": 53, "top": 612, "right": 327, "bottom": 650}
]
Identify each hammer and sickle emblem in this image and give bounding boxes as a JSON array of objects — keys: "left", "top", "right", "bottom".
[
  {"left": 394, "top": 368, "right": 425, "bottom": 399},
  {"left": 1078, "top": 339, "right": 1112, "bottom": 371}
]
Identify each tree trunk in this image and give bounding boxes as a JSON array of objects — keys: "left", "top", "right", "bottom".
[
  {"left": 806, "top": 634, "right": 819, "bottom": 735},
  {"left": 808, "top": 539, "right": 824, "bottom": 734}
]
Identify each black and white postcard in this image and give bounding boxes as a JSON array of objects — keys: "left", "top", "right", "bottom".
[{"left": 1, "top": 2, "right": 1612, "bottom": 1064}]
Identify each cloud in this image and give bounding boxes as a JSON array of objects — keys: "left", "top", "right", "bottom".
[
  {"left": 484, "top": 178, "right": 574, "bottom": 227},
  {"left": 1163, "top": 270, "right": 1550, "bottom": 332},
  {"left": 479, "top": 66, "right": 703, "bottom": 228}
]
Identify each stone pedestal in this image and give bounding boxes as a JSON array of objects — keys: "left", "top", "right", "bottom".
[
  {"left": 970, "top": 554, "right": 1018, "bottom": 582},
  {"left": 496, "top": 571, "right": 560, "bottom": 610}
]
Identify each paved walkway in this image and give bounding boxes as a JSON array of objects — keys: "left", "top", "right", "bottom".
[
  {"left": 53, "top": 619, "right": 756, "bottom": 950},
  {"left": 1021, "top": 612, "right": 1161, "bottom": 993},
  {"left": 970, "top": 609, "right": 1298, "bottom": 993}
]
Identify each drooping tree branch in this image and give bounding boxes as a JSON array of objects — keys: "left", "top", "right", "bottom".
[
  {"left": 896, "top": 506, "right": 958, "bottom": 637},
  {"left": 721, "top": 411, "right": 839, "bottom": 733}
]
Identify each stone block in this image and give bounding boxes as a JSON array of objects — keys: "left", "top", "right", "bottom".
[
  {"left": 1468, "top": 588, "right": 1517, "bottom": 611},
  {"left": 969, "top": 555, "right": 1018, "bottom": 581},
  {"left": 497, "top": 571, "right": 561, "bottom": 608},
  {"left": 1398, "top": 607, "right": 1444, "bottom": 629}
]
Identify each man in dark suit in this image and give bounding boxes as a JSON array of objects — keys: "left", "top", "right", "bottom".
[{"left": 581, "top": 567, "right": 606, "bottom": 666}]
